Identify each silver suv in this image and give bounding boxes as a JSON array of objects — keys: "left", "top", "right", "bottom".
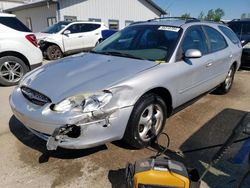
[{"left": 10, "top": 18, "right": 242, "bottom": 150}]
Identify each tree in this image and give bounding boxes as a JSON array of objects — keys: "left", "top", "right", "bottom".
[
  {"left": 206, "top": 9, "right": 215, "bottom": 20},
  {"left": 241, "top": 13, "right": 247, "bottom": 19},
  {"left": 214, "top": 8, "right": 225, "bottom": 21},
  {"left": 180, "top": 13, "right": 191, "bottom": 19},
  {"left": 198, "top": 11, "right": 205, "bottom": 20},
  {"left": 204, "top": 8, "right": 225, "bottom": 22}
]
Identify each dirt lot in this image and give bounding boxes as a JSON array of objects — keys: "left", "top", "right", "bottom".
[{"left": 0, "top": 69, "right": 249, "bottom": 188}]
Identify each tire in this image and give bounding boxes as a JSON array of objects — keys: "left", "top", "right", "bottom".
[
  {"left": 214, "top": 65, "right": 235, "bottom": 94},
  {"left": 46, "top": 45, "right": 63, "bottom": 60},
  {"left": 123, "top": 94, "right": 167, "bottom": 148},
  {"left": 0, "top": 56, "right": 28, "bottom": 86}
]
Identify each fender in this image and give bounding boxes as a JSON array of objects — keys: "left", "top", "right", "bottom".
[{"left": 40, "top": 35, "right": 64, "bottom": 53}]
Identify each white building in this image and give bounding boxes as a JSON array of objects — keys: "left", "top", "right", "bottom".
[{"left": 5, "top": 0, "right": 165, "bottom": 32}]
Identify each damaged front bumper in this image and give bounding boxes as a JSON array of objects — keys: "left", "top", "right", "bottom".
[{"left": 10, "top": 87, "right": 133, "bottom": 150}]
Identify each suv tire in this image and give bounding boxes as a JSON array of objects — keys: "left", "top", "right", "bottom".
[
  {"left": 46, "top": 45, "right": 63, "bottom": 60},
  {"left": 123, "top": 94, "right": 167, "bottom": 148},
  {"left": 0, "top": 56, "right": 28, "bottom": 86}
]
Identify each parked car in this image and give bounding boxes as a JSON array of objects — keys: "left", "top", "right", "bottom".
[
  {"left": 10, "top": 18, "right": 242, "bottom": 150},
  {"left": 0, "top": 13, "right": 42, "bottom": 86},
  {"left": 100, "top": 29, "right": 117, "bottom": 42},
  {"left": 228, "top": 19, "right": 250, "bottom": 68},
  {"left": 36, "top": 21, "right": 108, "bottom": 60}
]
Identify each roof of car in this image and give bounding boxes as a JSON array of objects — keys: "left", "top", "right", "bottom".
[
  {"left": 131, "top": 17, "right": 224, "bottom": 28},
  {"left": 228, "top": 18, "right": 250, "bottom": 23},
  {"left": 0, "top": 13, "right": 16, "bottom": 17},
  {"left": 71, "top": 21, "right": 104, "bottom": 24}
]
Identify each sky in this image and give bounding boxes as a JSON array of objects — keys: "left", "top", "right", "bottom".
[{"left": 153, "top": 0, "right": 250, "bottom": 20}]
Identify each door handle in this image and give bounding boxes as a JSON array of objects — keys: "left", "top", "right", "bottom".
[
  {"left": 206, "top": 62, "right": 213, "bottom": 67},
  {"left": 95, "top": 33, "right": 99, "bottom": 35},
  {"left": 78, "top": 36, "right": 83, "bottom": 38}
]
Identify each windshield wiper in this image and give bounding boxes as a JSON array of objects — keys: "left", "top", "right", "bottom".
[{"left": 90, "top": 51, "right": 145, "bottom": 60}]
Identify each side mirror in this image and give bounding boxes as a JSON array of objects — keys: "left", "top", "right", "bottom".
[
  {"left": 63, "top": 30, "right": 71, "bottom": 35},
  {"left": 185, "top": 49, "right": 202, "bottom": 58}
]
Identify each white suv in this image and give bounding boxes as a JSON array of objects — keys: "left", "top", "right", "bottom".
[
  {"left": 36, "top": 21, "right": 108, "bottom": 60},
  {"left": 0, "top": 13, "right": 43, "bottom": 86}
]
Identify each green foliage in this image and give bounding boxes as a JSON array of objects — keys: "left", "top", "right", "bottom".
[
  {"left": 198, "top": 11, "right": 205, "bottom": 21},
  {"left": 180, "top": 13, "right": 191, "bottom": 19},
  {"left": 204, "top": 8, "right": 225, "bottom": 22},
  {"left": 241, "top": 13, "right": 247, "bottom": 19}
]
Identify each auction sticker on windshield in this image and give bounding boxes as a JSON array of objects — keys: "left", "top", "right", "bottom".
[{"left": 158, "top": 26, "right": 180, "bottom": 32}]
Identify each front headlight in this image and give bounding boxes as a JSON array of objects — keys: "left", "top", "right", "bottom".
[{"left": 53, "top": 91, "right": 112, "bottom": 113}]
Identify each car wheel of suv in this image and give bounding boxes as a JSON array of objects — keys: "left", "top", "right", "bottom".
[
  {"left": 123, "top": 94, "right": 167, "bottom": 148},
  {"left": 46, "top": 45, "right": 63, "bottom": 60},
  {"left": 0, "top": 56, "right": 28, "bottom": 86},
  {"left": 214, "top": 65, "right": 235, "bottom": 94}
]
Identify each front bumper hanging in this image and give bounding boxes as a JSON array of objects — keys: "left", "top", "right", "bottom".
[{"left": 46, "top": 124, "right": 81, "bottom": 150}]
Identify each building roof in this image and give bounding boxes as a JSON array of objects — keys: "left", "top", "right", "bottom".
[
  {"left": 5, "top": 0, "right": 166, "bottom": 15},
  {"left": 5, "top": 0, "right": 56, "bottom": 12},
  {"left": 145, "top": 0, "right": 166, "bottom": 15}
]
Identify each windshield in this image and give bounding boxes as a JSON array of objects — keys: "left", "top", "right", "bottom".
[
  {"left": 43, "top": 21, "right": 71, "bottom": 34},
  {"left": 92, "top": 25, "right": 182, "bottom": 61}
]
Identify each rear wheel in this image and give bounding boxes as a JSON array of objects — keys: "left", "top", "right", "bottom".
[
  {"left": 214, "top": 65, "right": 235, "bottom": 94},
  {"left": 123, "top": 94, "right": 167, "bottom": 148},
  {"left": 0, "top": 56, "right": 28, "bottom": 86},
  {"left": 46, "top": 45, "right": 63, "bottom": 60}
]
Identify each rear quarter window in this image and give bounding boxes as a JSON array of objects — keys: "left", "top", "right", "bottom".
[
  {"left": 203, "top": 26, "right": 227, "bottom": 52},
  {"left": 0, "top": 17, "right": 31, "bottom": 32},
  {"left": 218, "top": 26, "right": 240, "bottom": 44}
]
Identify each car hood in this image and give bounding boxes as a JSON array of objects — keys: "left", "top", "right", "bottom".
[
  {"left": 35, "top": 32, "right": 54, "bottom": 41},
  {"left": 21, "top": 53, "right": 158, "bottom": 103}
]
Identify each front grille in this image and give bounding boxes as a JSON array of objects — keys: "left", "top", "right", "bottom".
[{"left": 21, "top": 86, "right": 51, "bottom": 106}]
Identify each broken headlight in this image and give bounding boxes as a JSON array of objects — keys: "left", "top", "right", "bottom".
[{"left": 53, "top": 91, "right": 112, "bottom": 113}]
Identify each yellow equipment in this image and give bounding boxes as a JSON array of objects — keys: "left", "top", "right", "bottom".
[{"left": 126, "top": 157, "right": 200, "bottom": 188}]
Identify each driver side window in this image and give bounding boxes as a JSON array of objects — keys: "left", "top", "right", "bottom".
[
  {"left": 181, "top": 26, "right": 208, "bottom": 55},
  {"left": 66, "top": 24, "right": 82, "bottom": 34}
]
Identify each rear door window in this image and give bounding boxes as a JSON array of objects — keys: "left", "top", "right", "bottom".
[
  {"left": 218, "top": 26, "right": 240, "bottom": 44},
  {"left": 0, "top": 17, "right": 31, "bottom": 32},
  {"left": 203, "top": 26, "right": 227, "bottom": 52}
]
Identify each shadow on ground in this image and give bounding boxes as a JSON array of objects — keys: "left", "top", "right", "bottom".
[
  {"left": 108, "top": 108, "right": 250, "bottom": 188},
  {"left": 9, "top": 115, "right": 107, "bottom": 163}
]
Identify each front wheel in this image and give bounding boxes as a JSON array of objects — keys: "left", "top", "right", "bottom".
[
  {"left": 46, "top": 45, "right": 63, "bottom": 60},
  {"left": 214, "top": 65, "right": 235, "bottom": 94},
  {"left": 123, "top": 94, "right": 167, "bottom": 148}
]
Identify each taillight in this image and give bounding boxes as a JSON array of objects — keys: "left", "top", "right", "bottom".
[{"left": 25, "top": 34, "right": 38, "bottom": 47}]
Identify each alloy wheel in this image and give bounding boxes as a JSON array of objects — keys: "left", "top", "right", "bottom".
[
  {"left": 225, "top": 67, "right": 234, "bottom": 90},
  {"left": 51, "top": 47, "right": 62, "bottom": 59},
  {"left": 0, "top": 61, "right": 24, "bottom": 83},
  {"left": 138, "top": 104, "right": 164, "bottom": 142}
]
